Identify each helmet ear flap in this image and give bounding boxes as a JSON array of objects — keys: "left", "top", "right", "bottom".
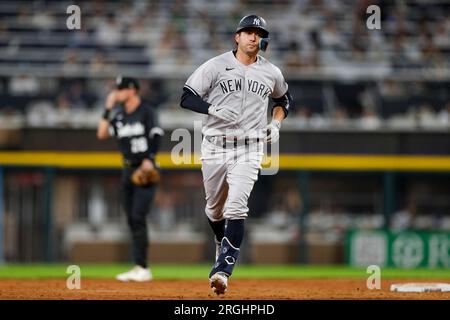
[{"left": 259, "top": 38, "right": 269, "bottom": 52}]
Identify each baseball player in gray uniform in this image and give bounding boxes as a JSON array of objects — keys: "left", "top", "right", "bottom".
[{"left": 180, "top": 14, "right": 292, "bottom": 295}]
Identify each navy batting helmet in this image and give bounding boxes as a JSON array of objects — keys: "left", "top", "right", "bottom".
[{"left": 235, "top": 15, "right": 269, "bottom": 51}]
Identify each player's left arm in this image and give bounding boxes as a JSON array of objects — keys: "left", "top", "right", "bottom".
[
  {"left": 265, "top": 67, "right": 293, "bottom": 143},
  {"left": 265, "top": 91, "right": 292, "bottom": 143},
  {"left": 271, "top": 90, "right": 293, "bottom": 122}
]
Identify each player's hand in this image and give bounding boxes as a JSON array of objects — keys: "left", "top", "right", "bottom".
[
  {"left": 140, "top": 159, "right": 155, "bottom": 172},
  {"left": 208, "top": 104, "right": 239, "bottom": 123},
  {"left": 264, "top": 119, "right": 281, "bottom": 144},
  {"left": 105, "top": 90, "right": 118, "bottom": 110},
  {"left": 131, "top": 160, "right": 160, "bottom": 187}
]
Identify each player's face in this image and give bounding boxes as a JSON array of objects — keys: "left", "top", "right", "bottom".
[
  {"left": 116, "top": 88, "right": 131, "bottom": 102},
  {"left": 236, "top": 28, "right": 264, "bottom": 55}
]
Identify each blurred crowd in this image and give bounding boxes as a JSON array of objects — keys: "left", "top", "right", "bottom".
[
  {"left": 0, "top": 0, "right": 448, "bottom": 71},
  {"left": 0, "top": 0, "right": 449, "bottom": 128}
]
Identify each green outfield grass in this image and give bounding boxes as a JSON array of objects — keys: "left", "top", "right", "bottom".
[{"left": 0, "top": 264, "right": 449, "bottom": 280}]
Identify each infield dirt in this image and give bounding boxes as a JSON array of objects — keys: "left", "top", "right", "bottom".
[{"left": 0, "top": 279, "right": 449, "bottom": 300}]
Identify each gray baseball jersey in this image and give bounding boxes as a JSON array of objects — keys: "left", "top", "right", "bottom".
[{"left": 184, "top": 51, "right": 288, "bottom": 138}]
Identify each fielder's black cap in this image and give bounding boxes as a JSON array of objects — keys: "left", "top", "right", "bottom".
[{"left": 115, "top": 76, "right": 140, "bottom": 90}]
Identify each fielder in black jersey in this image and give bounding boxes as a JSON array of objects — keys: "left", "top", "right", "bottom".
[{"left": 97, "top": 76, "right": 164, "bottom": 282}]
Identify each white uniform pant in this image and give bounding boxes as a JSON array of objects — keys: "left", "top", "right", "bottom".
[{"left": 201, "top": 137, "right": 264, "bottom": 221}]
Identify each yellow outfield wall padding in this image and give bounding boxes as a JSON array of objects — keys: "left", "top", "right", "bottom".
[{"left": 0, "top": 152, "right": 449, "bottom": 171}]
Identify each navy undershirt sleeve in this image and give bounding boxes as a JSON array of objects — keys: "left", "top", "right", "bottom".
[{"left": 180, "top": 87, "right": 211, "bottom": 115}]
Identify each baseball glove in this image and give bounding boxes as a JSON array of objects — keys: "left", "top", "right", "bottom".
[{"left": 131, "top": 166, "right": 160, "bottom": 187}]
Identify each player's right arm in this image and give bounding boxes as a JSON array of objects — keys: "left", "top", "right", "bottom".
[
  {"left": 180, "top": 60, "right": 238, "bottom": 122},
  {"left": 96, "top": 90, "right": 117, "bottom": 140},
  {"left": 180, "top": 59, "right": 215, "bottom": 113},
  {"left": 180, "top": 86, "right": 211, "bottom": 114}
]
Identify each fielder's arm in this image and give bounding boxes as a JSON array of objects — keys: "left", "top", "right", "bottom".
[
  {"left": 96, "top": 118, "right": 111, "bottom": 140},
  {"left": 97, "top": 91, "right": 117, "bottom": 140}
]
